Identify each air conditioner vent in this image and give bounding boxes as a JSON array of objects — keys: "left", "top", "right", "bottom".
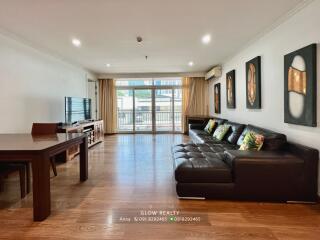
[{"left": 205, "top": 65, "right": 222, "bottom": 80}]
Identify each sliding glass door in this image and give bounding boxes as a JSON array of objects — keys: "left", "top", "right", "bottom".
[
  {"left": 116, "top": 78, "right": 182, "bottom": 133},
  {"left": 155, "top": 89, "right": 173, "bottom": 132},
  {"left": 117, "top": 89, "right": 134, "bottom": 131},
  {"left": 135, "top": 89, "right": 153, "bottom": 132}
]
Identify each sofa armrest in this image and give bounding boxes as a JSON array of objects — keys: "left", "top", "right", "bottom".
[
  {"left": 189, "top": 123, "right": 206, "bottom": 130},
  {"left": 224, "top": 150, "right": 304, "bottom": 184},
  {"left": 285, "top": 142, "right": 319, "bottom": 199}
]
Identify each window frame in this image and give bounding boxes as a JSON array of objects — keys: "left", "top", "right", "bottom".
[{"left": 116, "top": 77, "right": 182, "bottom": 133}]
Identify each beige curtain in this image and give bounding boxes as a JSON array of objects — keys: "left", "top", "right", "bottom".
[
  {"left": 181, "top": 77, "right": 209, "bottom": 133},
  {"left": 99, "top": 79, "right": 117, "bottom": 134}
]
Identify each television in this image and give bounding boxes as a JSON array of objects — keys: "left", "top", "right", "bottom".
[{"left": 65, "top": 97, "right": 92, "bottom": 123}]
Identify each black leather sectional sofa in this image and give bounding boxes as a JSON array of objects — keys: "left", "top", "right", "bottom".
[{"left": 172, "top": 118, "right": 319, "bottom": 202}]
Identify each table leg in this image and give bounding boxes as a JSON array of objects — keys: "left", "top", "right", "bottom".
[
  {"left": 26, "top": 162, "right": 31, "bottom": 193},
  {"left": 79, "top": 136, "right": 88, "bottom": 181},
  {"left": 32, "top": 153, "right": 51, "bottom": 221}
]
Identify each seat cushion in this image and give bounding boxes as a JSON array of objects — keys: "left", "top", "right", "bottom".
[
  {"left": 172, "top": 143, "right": 213, "bottom": 155},
  {"left": 189, "top": 129, "right": 211, "bottom": 143},
  {"left": 172, "top": 143, "right": 233, "bottom": 183},
  {"left": 216, "top": 143, "right": 239, "bottom": 150},
  {"left": 172, "top": 142, "right": 237, "bottom": 155},
  {"left": 174, "top": 154, "right": 232, "bottom": 183},
  {"left": 198, "top": 135, "right": 219, "bottom": 143}
]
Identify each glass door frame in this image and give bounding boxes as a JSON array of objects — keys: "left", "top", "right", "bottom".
[{"left": 116, "top": 85, "right": 181, "bottom": 133}]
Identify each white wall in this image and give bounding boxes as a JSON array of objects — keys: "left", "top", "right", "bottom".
[
  {"left": 0, "top": 32, "right": 96, "bottom": 133},
  {"left": 209, "top": 0, "right": 320, "bottom": 194}
]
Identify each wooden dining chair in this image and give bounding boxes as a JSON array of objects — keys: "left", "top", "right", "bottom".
[
  {"left": 31, "top": 123, "right": 58, "bottom": 177},
  {"left": 0, "top": 163, "right": 27, "bottom": 199}
]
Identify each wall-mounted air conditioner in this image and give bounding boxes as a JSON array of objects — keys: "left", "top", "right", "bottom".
[{"left": 205, "top": 65, "right": 222, "bottom": 80}]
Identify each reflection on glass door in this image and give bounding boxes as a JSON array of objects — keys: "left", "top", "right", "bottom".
[
  {"left": 155, "top": 89, "right": 173, "bottom": 131},
  {"left": 117, "top": 89, "right": 134, "bottom": 131},
  {"left": 134, "top": 89, "right": 152, "bottom": 131}
]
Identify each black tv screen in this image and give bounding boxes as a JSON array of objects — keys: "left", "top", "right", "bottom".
[{"left": 65, "top": 97, "right": 92, "bottom": 123}]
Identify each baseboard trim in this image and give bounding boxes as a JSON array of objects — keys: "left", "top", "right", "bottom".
[
  {"left": 178, "top": 197, "right": 205, "bottom": 200},
  {"left": 287, "top": 201, "right": 317, "bottom": 204}
]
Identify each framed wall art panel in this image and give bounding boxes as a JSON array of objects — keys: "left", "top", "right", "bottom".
[{"left": 284, "top": 43, "right": 317, "bottom": 127}]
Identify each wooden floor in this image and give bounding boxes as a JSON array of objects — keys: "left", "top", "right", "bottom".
[{"left": 0, "top": 134, "right": 319, "bottom": 240}]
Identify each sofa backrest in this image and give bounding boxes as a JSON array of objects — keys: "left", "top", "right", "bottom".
[
  {"left": 237, "top": 124, "right": 287, "bottom": 151},
  {"left": 224, "top": 121, "right": 245, "bottom": 145},
  {"left": 213, "top": 118, "right": 226, "bottom": 126}
]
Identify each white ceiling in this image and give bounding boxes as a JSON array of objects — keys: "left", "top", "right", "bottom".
[{"left": 0, "top": 0, "right": 306, "bottom": 75}]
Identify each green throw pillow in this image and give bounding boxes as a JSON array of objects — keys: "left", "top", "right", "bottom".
[
  {"left": 204, "top": 119, "right": 216, "bottom": 134},
  {"left": 239, "top": 131, "right": 265, "bottom": 151},
  {"left": 213, "top": 124, "right": 230, "bottom": 141}
]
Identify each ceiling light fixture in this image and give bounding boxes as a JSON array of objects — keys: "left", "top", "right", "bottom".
[
  {"left": 72, "top": 38, "right": 81, "bottom": 47},
  {"left": 188, "top": 61, "right": 194, "bottom": 66},
  {"left": 106, "top": 63, "right": 111, "bottom": 67},
  {"left": 137, "top": 36, "right": 143, "bottom": 43},
  {"left": 202, "top": 34, "right": 211, "bottom": 44}
]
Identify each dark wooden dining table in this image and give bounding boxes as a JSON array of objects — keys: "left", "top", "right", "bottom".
[{"left": 0, "top": 133, "right": 88, "bottom": 221}]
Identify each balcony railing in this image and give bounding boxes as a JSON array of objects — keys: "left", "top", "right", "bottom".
[{"left": 117, "top": 110, "right": 181, "bottom": 131}]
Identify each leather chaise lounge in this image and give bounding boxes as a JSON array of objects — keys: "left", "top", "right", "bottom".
[{"left": 172, "top": 118, "right": 319, "bottom": 202}]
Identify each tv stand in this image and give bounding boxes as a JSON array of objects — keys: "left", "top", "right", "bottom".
[{"left": 58, "top": 120, "right": 104, "bottom": 161}]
